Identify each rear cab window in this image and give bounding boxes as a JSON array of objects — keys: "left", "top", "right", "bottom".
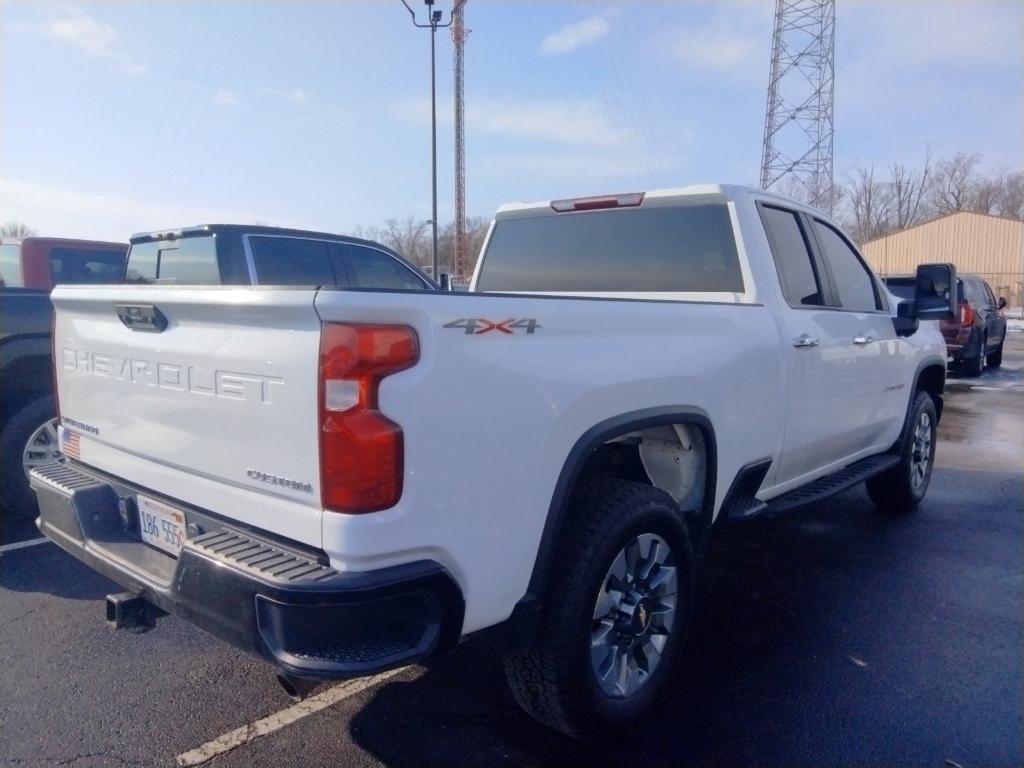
[
  {"left": 126, "top": 235, "right": 220, "bottom": 284},
  {"left": 49, "top": 247, "right": 125, "bottom": 284},
  {"left": 475, "top": 203, "right": 744, "bottom": 296}
]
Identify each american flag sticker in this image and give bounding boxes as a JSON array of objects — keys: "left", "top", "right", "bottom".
[{"left": 61, "top": 429, "right": 81, "bottom": 461}]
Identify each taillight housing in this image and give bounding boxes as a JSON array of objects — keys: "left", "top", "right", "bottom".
[
  {"left": 319, "top": 323, "right": 419, "bottom": 513},
  {"left": 960, "top": 301, "right": 975, "bottom": 327}
]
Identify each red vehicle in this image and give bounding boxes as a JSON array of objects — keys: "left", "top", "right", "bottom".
[
  {"left": 885, "top": 273, "right": 1008, "bottom": 376},
  {"left": 0, "top": 237, "right": 127, "bottom": 289}
]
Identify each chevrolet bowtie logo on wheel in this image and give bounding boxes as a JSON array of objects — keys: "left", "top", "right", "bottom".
[{"left": 443, "top": 318, "right": 540, "bottom": 335}]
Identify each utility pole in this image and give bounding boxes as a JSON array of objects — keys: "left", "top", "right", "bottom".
[
  {"left": 452, "top": 3, "right": 470, "bottom": 285},
  {"left": 760, "top": 0, "right": 836, "bottom": 211},
  {"left": 400, "top": 0, "right": 466, "bottom": 281}
]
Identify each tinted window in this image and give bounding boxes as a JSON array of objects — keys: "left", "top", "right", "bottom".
[
  {"left": 0, "top": 244, "right": 24, "bottom": 288},
  {"left": 249, "top": 236, "right": 337, "bottom": 285},
  {"left": 884, "top": 278, "right": 917, "bottom": 300},
  {"left": 759, "top": 206, "right": 822, "bottom": 306},
  {"left": 49, "top": 247, "right": 124, "bottom": 284},
  {"left": 814, "top": 221, "right": 879, "bottom": 312},
  {"left": 126, "top": 236, "right": 219, "bottom": 284},
  {"left": 347, "top": 246, "right": 428, "bottom": 290},
  {"left": 476, "top": 204, "right": 743, "bottom": 293}
]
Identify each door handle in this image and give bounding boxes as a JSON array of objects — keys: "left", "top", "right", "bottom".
[
  {"left": 852, "top": 335, "right": 875, "bottom": 345},
  {"left": 792, "top": 334, "right": 820, "bottom": 348}
]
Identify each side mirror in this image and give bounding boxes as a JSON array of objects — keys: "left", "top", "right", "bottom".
[
  {"left": 997, "top": 296, "right": 1007, "bottom": 310},
  {"left": 438, "top": 273, "right": 451, "bottom": 291},
  {"left": 899, "top": 262, "right": 957, "bottom": 321}
]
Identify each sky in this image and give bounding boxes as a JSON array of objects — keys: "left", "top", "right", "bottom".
[{"left": 1, "top": 0, "right": 1021, "bottom": 242}]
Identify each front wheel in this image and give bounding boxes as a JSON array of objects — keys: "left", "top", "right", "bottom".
[
  {"left": 866, "top": 391, "right": 937, "bottom": 514},
  {"left": 503, "top": 477, "right": 694, "bottom": 739}
]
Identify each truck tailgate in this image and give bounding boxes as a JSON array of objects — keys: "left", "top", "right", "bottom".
[{"left": 51, "top": 286, "right": 324, "bottom": 546}]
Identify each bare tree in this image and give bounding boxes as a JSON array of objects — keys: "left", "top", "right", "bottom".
[
  {"left": 844, "top": 166, "right": 893, "bottom": 243},
  {"left": 930, "top": 152, "right": 981, "bottom": 213},
  {"left": 999, "top": 171, "right": 1024, "bottom": 219},
  {"left": 889, "top": 147, "right": 933, "bottom": 229},
  {"left": 0, "top": 221, "right": 35, "bottom": 237},
  {"left": 378, "top": 217, "right": 430, "bottom": 266}
]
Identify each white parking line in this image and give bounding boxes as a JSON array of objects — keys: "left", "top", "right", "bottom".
[
  {"left": 0, "top": 536, "right": 52, "bottom": 554},
  {"left": 175, "top": 666, "right": 409, "bottom": 767}
]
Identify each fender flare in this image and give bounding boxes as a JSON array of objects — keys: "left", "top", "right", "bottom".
[
  {"left": 911, "top": 355, "right": 947, "bottom": 422},
  {"left": 522, "top": 406, "right": 717, "bottom": 608}
]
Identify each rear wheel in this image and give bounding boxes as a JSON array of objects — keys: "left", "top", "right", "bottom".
[
  {"left": 986, "top": 340, "right": 1003, "bottom": 368},
  {"left": 503, "top": 477, "right": 694, "bottom": 740},
  {"left": 0, "top": 395, "right": 59, "bottom": 520},
  {"left": 866, "top": 390, "right": 937, "bottom": 514},
  {"left": 963, "top": 334, "right": 986, "bottom": 377}
]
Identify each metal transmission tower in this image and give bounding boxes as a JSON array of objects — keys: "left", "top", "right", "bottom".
[
  {"left": 760, "top": 0, "right": 835, "bottom": 211},
  {"left": 452, "top": 2, "right": 470, "bottom": 284}
]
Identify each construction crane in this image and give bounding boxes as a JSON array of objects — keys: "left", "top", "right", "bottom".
[
  {"left": 760, "top": 0, "right": 836, "bottom": 212},
  {"left": 452, "top": 1, "right": 469, "bottom": 284}
]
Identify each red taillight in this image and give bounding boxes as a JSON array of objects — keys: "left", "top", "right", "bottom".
[
  {"left": 960, "top": 301, "right": 975, "bottom": 327},
  {"left": 551, "top": 192, "right": 644, "bottom": 212},
  {"left": 319, "top": 323, "right": 418, "bottom": 513}
]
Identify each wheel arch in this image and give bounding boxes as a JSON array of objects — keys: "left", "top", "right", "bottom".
[
  {"left": 912, "top": 357, "right": 946, "bottom": 423},
  {"left": 524, "top": 407, "right": 717, "bottom": 610}
]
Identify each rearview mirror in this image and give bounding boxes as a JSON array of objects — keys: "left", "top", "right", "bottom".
[{"left": 904, "top": 263, "right": 957, "bottom": 321}]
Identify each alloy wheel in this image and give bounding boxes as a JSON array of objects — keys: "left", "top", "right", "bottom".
[
  {"left": 22, "top": 418, "right": 62, "bottom": 478},
  {"left": 591, "top": 533, "right": 677, "bottom": 698}
]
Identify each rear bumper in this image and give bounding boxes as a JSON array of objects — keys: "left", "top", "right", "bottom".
[{"left": 29, "top": 461, "right": 464, "bottom": 681}]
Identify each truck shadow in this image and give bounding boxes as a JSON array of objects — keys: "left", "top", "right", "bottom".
[
  {"left": 347, "top": 467, "right": 1023, "bottom": 767},
  {"left": 0, "top": 539, "right": 114, "bottom": 601}
]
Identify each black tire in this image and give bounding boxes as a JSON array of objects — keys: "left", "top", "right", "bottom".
[
  {"left": 866, "top": 390, "right": 937, "bottom": 514},
  {"left": 986, "top": 340, "right": 1003, "bottom": 369},
  {"left": 0, "top": 395, "right": 58, "bottom": 520},
  {"left": 963, "top": 334, "right": 986, "bottom": 377},
  {"left": 503, "top": 477, "right": 694, "bottom": 740}
]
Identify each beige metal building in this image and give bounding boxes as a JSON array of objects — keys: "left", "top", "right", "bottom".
[{"left": 861, "top": 211, "right": 1024, "bottom": 308}]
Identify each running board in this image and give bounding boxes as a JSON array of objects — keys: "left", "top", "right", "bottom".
[{"left": 765, "top": 454, "right": 900, "bottom": 515}]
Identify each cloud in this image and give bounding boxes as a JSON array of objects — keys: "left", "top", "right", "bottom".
[
  {"left": 541, "top": 15, "right": 610, "bottom": 55},
  {"left": 660, "top": 9, "right": 771, "bottom": 82},
  {"left": 396, "top": 96, "right": 633, "bottom": 148},
  {"left": 213, "top": 89, "right": 240, "bottom": 107},
  {"left": 13, "top": 4, "right": 144, "bottom": 75},
  {"left": 0, "top": 177, "right": 288, "bottom": 242},
  {"left": 258, "top": 87, "right": 309, "bottom": 104}
]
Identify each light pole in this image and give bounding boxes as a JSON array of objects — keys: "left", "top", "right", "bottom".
[{"left": 400, "top": 0, "right": 465, "bottom": 281}]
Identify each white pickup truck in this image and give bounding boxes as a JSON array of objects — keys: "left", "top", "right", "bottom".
[{"left": 32, "top": 185, "right": 956, "bottom": 738}]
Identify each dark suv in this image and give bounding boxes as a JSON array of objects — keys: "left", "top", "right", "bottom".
[
  {"left": 885, "top": 273, "right": 1007, "bottom": 376},
  {"left": 124, "top": 224, "right": 434, "bottom": 290}
]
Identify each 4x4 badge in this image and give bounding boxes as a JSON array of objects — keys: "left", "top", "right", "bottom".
[{"left": 443, "top": 318, "right": 540, "bottom": 335}]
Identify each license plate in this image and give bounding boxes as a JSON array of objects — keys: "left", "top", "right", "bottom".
[{"left": 137, "top": 494, "right": 186, "bottom": 556}]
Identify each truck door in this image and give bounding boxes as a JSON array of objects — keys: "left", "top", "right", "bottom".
[
  {"left": 757, "top": 203, "right": 860, "bottom": 487},
  {"left": 808, "top": 217, "right": 906, "bottom": 453}
]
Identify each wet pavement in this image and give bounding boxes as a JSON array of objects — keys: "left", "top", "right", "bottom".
[{"left": 1, "top": 337, "right": 1021, "bottom": 767}]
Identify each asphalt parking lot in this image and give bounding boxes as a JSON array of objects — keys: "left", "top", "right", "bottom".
[{"left": 2, "top": 337, "right": 1021, "bottom": 768}]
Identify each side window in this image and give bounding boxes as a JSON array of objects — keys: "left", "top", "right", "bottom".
[
  {"left": 982, "top": 282, "right": 996, "bottom": 307},
  {"left": 346, "top": 246, "right": 428, "bottom": 290},
  {"left": 813, "top": 220, "right": 880, "bottom": 312},
  {"left": 0, "top": 244, "right": 24, "bottom": 288},
  {"left": 758, "top": 205, "right": 823, "bottom": 307},
  {"left": 248, "top": 236, "right": 336, "bottom": 285},
  {"left": 49, "top": 248, "right": 125, "bottom": 284}
]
